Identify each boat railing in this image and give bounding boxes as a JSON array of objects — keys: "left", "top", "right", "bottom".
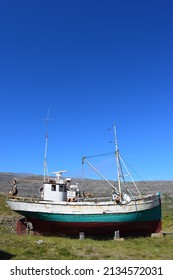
[
  {"left": 7, "top": 195, "right": 40, "bottom": 203},
  {"left": 81, "top": 196, "right": 112, "bottom": 202}
]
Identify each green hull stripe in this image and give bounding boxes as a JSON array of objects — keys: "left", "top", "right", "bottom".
[{"left": 17, "top": 204, "right": 161, "bottom": 223}]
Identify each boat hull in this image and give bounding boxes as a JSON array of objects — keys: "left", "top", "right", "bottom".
[
  {"left": 16, "top": 215, "right": 162, "bottom": 237},
  {"left": 6, "top": 194, "right": 162, "bottom": 237}
]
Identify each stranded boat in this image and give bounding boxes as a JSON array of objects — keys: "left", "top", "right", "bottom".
[{"left": 6, "top": 123, "right": 162, "bottom": 237}]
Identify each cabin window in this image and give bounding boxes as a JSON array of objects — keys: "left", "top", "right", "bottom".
[
  {"left": 59, "top": 185, "right": 64, "bottom": 192},
  {"left": 51, "top": 185, "right": 56, "bottom": 191}
]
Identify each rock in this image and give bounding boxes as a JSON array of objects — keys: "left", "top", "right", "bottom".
[
  {"left": 151, "top": 232, "right": 163, "bottom": 238},
  {"left": 36, "top": 240, "right": 44, "bottom": 245}
]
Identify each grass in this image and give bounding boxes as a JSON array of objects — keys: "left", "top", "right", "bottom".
[{"left": 0, "top": 193, "right": 173, "bottom": 260}]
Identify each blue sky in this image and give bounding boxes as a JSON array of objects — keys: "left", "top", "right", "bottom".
[{"left": 0, "top": 0, "right": 173, "bottom": 181}]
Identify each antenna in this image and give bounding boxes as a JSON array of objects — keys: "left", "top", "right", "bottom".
[{"left": 44, "top": 108, "right": 51, "bottom": 181}]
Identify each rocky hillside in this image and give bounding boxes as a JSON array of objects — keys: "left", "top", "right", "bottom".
[{"left": 0, "top": 172, "right": 173, "bottom": 200}]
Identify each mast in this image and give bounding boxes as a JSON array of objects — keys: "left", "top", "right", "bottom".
[
  {"left": 113, "top": 123, "right": 141, "bottom": 197},
  {"left": 113, "top": 123, "right": 122, "bottom": 197},
  {"left": 82, "top": 123, "right": 141, "bottom": 199},
  {"left": 44, "top": 109, "right": 50, "bottom": 182}
]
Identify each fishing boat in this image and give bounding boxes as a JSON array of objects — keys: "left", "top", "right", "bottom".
[{"left": 6, "top": 122, "right": 162, "bottom": 237}]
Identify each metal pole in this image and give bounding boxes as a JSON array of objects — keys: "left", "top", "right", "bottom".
[{"left": 82, "top": 157, "right": 119, "bottom": 195}]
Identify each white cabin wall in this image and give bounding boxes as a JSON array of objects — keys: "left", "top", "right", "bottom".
[{"left": 43, "top": 183, "right": 67, "bottom": 202}]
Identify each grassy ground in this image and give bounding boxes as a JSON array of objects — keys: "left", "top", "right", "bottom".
[{"left": 0, "top": 193, "right": 173, "bottom": 260}]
